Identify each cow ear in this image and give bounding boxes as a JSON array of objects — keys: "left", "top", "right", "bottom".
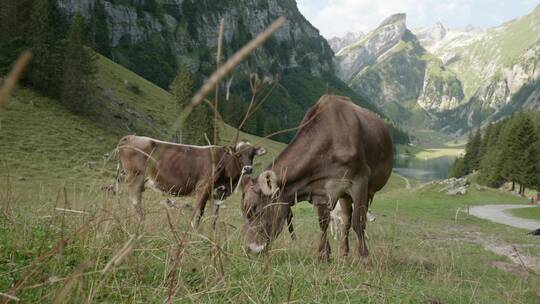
[
  {"left": 226, "top": 146, "right": 235, "bottom": 154},
  {"left": 256, "top": 147, "right": 267, "bottom": 156}
]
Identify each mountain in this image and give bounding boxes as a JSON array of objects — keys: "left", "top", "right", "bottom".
[
  {"left": 58, "top": 0, "right": 335, "bottom": 82},
  {"left": 328, "top": 31, "right": 364, "bottom": 53},
  {"left": 333, "top": 6, "right": 540, "bottom": 135},
  {"left": 55, "top": 0, "right": 388, "bottom": 143},
  {"left": 334, "top": 13, "right": 466, "bottom": 131}
]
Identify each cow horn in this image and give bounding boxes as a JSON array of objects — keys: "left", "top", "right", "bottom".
[{"left": 258, "top": 170, "right": 278, "bottom": 196}]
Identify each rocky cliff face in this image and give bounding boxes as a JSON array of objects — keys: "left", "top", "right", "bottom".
[
  {"left": 417, "top": 61, "right": 465, "bottom": 113},
  {"left": 334, "top": 13, "right": 466, "bottom": 129},
  {"left": 55, "top": 0, "right": 386, "bottom": 144},
  {"left": 57, "top": 0, "right": 334, "bottom": 79},
  {"left": 328, "top": 31, "right": 364, "bottom": 53},
  {"left": 333, "top": 6, "right": 540, "bottom": 134},
  {"left": 336, "top": 14, "right": 407, "bottom": 83}
]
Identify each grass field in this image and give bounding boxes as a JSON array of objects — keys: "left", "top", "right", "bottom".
[
  {"left": 2, "top": 54, "right": 540, "bottom": 303},
  {"left": 509, "top": 207, "right": 540, "bottom": 221},
  {"left": 414, "top": 148, "right": 464, "bottom": 160},
  {"left": 2, "top": 163, "right": 540, "bottom": 303}
]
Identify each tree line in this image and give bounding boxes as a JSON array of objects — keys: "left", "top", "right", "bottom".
[
  {"left": 450, "top": 112, "right": 540, "bottom": 194},
  {"left": 0, "top": 0, "right": 97, "bottom": 114},
  {"left": 0, "top": 0, "right": 215, "bottom": 145}
]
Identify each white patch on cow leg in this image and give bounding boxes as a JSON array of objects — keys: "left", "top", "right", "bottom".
[
  {"left": 145, "top": 178, "right": 162, "bottom": 194},
  {"left": 248, "top": 243, "right": 266, "bottom": 253},
  {"left": 367, "top": 212, "right": 376, "bottom": 222}
]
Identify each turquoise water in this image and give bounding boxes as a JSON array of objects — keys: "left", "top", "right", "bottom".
[{"left": 393, "top": 155, "right": 455, "bottom": 182}]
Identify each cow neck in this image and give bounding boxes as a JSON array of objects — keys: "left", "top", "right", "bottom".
[
  {"left": 223, "top": 152, "right": 241, "bottom": 182},
  {"left": 268, "top": 133, "right": 321, "bottom": 203}
]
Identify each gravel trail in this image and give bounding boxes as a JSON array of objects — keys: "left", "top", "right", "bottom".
[{"left": 469, "top": 204, "right": 540, "bottom": 230}]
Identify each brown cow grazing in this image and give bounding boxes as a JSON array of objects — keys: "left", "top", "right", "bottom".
[
  {"left": 118, "top": 135, "right": 266, "bottom": 227},
  {"left": 240, "top": 95, "right": 393, "bottom": 260}
]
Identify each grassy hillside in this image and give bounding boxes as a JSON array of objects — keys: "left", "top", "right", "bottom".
[{"left": 0, "top": 52, "right": 286, "bottom": 185}]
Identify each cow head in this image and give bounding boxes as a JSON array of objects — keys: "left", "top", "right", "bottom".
[
  {"left": 240, "top": 170, "right": 289, "bottom": 253},
  {"left": 233, "top": 140, "right": 266, "bottom": 174}
]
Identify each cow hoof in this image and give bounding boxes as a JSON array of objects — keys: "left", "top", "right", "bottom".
[
  {"left": 357, "top": 250, "right": 369, "bottom": 264},
  {"left": 318, "top": 251, "right": 331, "bottom": 263}
]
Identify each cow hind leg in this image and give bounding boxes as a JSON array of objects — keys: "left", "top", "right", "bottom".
[
  {"left": 192, "top": 188, "right": 210, "bottom": 229},
  {"left": 315, "top": 198, "right": 333, "bottom": 262},
  {"left": 352, "top": 180, "right": 370, "bottom": 258},
  {"left": 339, "top": 196, "right": 353, "bottom": 258},
  {"left": 127, "top": 172, "right": 145, "bottom": 220}
]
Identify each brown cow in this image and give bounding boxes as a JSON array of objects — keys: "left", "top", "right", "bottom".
[
  {"left": 240, "top": 95, "right": 393, "bottom": 260},
  {"left": 118, "top": 135, "right": 266, "bottom": 227}
]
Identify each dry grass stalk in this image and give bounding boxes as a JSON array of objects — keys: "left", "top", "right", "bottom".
[
  {"left": 52, "top": 261, "right": 91, "bottom": 304},
  {"left": 0, "top": 293, "right": 19, "bottom": 303},
  {"left": 0, "top": 52, "right": 32, "bottom": 110},
  {"left": 1, "top": 161, "right": 14, "bottom": 224},
  {"left": 101, "top": 234, "right": 143, "bottom": 273},
  {"left": 213, "top": 18, "right": 225, "bottom": 146}
]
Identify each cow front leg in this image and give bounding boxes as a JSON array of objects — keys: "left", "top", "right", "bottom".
[
  {"left": 315, "top": 202, "right": 332, "bottom": 262},
  {"left": 127, "top": 172, "right": 145, "bottom": 220},
  {"left": 338, "top": 197, "right": 353, "bottom": 258},
  {"left": 191, "top": 189, "right": 210, "bottom": 229},
  {"left": 352, "top": 180, "right": 369, "bottom": 258},
  {"left": 212, "top": 186, "right": 227, "bottom": 230},
  {"left": 287, "top": 207, "right": 296, "bottom": 240}
]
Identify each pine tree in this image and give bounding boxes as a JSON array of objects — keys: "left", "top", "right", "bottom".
[
  {"left": 512, "top": 115, "right": 538, "bottom": 194},
  {"left": 171, "top": 65, "right": 193, "bottom": 113},
  {"left": 171, "top": 65, "right": 193, "bottom": 143},
  {"left": 0, "top": 0, "right": 17, "bottom": 41},
  {"left": 27, "top": 0, "right": 64, "bottom": 96},
  {"left": 28, "top": 0, "right": 52, "bottom": 91},
  {"left": 184, "top": 103, "right": 215, "bottom": 145},
  {"left": 462, "top": 129, "right": 482, "bottom": 174},
  {"left": 170, "top": 66, "right": 215, "bottom": 145},
  {"left": 91, "top": 0, "right": 111, "bottom": 57},
  {"left": 449, "top": 157, "right": 468, "bottom": 178},
  {"left": 61, "top": 14, "right": 97, "bottom": 114},
  {"left": 478, "top": 123, "right": 505, "bottom": 187}
]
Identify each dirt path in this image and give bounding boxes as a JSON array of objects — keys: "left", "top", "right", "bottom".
[
  {"left": 395, "top": 173, "right": 411, "bottom": 189},
  {"left": 469, "top": 204, "right": 540, "bottom": 230}
]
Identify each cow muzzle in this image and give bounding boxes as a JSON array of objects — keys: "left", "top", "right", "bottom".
[
  {"left": 246, "top": 242, "right": 266, "bottom": 254},
  {"left": 242, "top": 165, "right": 253, "bottom": 174}
]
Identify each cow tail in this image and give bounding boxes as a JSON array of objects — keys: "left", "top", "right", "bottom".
[
  {"left": 114, "top": 136, "right": 132, "bottom": 195},
  {"left": 115, "top": 155, "right": 122, "bottom": 195}
]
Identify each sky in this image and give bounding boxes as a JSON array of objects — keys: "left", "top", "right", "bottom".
[{"left": 296, "top": 0, "right": 540, "bottom": 38}]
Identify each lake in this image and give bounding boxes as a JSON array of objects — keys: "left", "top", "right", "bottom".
[{"left": 393, "top": 154, "right": 456, "bottom": 182}]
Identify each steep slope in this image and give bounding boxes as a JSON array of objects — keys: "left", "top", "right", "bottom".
[
  {"left": 335, "top": 6, "right": 540, "bottom": 134},
  {"left": 335, "top": 14, "right": 465, "bottom": 130},
  {"left": 420, "top": 6, "right": 540, "bottom": 133},
  {"left": 0, "top": 54, "right": 286, "bottom": 183},
  {"left": 56, "top": 0, "right": 385, "bottom": 143},
  {"left": 58, "top": 0, "right": 335, "bottom": 82},
  {"left": 328, "top": 31, "right": 364, "bottom": 53}
]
